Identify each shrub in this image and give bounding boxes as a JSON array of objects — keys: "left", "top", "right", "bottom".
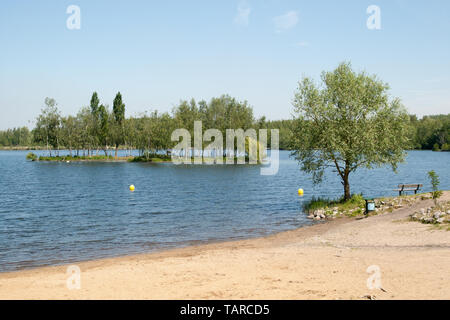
[
  {"left": 26, "top": 152, "right": 37, "bottom": 161},
  {"left": 432, "top": 143, "right": 440, "bottom": 151},
  {"left": 428, "top": 170, "right": 443, "bottom": 204},
  {"left": 129, "top": 153, "right": 171, "bottom": 162}
]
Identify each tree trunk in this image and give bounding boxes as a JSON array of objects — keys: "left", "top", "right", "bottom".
[
  {"left": 115, "top": 145, "right": 118, "bottom": 159},
  {"left": 343, "top": 178, "right": 350, "bottom": 201},
  {"left": 343, "top": 167, "right": 351, "bottom": 201},
  {"left": 47, "top": 134, "right": 51, "bottom": 157}
]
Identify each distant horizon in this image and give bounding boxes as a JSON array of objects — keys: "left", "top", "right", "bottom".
[{"left": 1, "top": 0, "right": 449, "bottom": 129}]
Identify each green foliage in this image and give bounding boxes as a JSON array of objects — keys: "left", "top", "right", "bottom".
[
  {"left": 33, "top": 98, "right": 61, "bottom": 155},
  {"left": 98, "top": 104, "right": 109, "bottom": 154},
  {"left": 113, "top": 92, "right": 125, "bottom": 125},
  {"left": 89, "top": 92, "right": 100, "bottom": 149},
  {"left": 257, "top": 118, "right": 293, "bottom": 150},
  {"left": 291, "top": 62, "right": 410, "bottom": 200},
  {"left": 428, "top": 170, "right": 443, "bottom": 202},
  {"left": 244, "top": 136, "right": 266, "bottom": 163},
  {"left": 60, "top": 116, "right": 78, "bottom": 156},
  {"left": 412, "top": 114, "right": 450, "bottom": 150},
  {"left": 0, "top": 127, "right": 32, "bottom": 146},
  {"left": 172, "top": 95, "right": 254, "bottom": 137},
  {"left": 26, "top": 152, "right": 37, "bottom": 161},
  {"left": 4, "top": 84, "right": 446, "bottom": 164},
  {"left": 302, "top": 194, "right": 365, "bottom": 213},
  {"left": 90, "top": 92, "right": 100, "bottom": 115},
  {"left": 302, "top": 196, "right": 335, "bottom": 212},
  {"left": 129, "top": 153, "right": 172, "bottom": 162},
  {"left": 112, "top": 92, "right": 126, "bottom": 155},
  {"left": 408, "top": 114, "right": 450, "bottom": 150}
]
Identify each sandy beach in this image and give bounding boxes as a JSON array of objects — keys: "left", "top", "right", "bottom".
[{"left": 1, "top": 192, "right": 449, "bottom": 300}]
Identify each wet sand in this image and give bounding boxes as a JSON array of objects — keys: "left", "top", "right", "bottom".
[{"left": 1, "top": 192, "right": 449, "bottom": 300}]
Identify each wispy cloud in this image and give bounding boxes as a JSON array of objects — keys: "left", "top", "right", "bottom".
[
  {"left": 273, "top": 11, "right": 299, "bottom": 32},
  {"left": 234, "top": 1, "right": 251, "bottom": 26}
]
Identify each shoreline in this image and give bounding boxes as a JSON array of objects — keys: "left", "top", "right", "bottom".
[
  {"left": 0, "top": 192, "right": 449, "bottom": 299},
  {"left": 0, "top": 218, "right": 330, "bottom": 276},
  {"left": 1, "top": 147, "right": 445, "bottom": 151},
  {"left": 28, "top": 157, "right": 264, "bottom": 164}
]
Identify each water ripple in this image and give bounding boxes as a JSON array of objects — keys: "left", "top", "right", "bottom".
[{"left": 0, "top": 150, "right": 449, "bottom": 272}]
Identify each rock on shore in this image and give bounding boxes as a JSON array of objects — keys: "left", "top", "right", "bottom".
[{"left": 410, "top": 202, "right": 450, "bottom": 225}]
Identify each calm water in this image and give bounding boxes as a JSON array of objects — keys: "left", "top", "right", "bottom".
[{"left": 0, "top": 150, "right": 449, "bottom": 272}]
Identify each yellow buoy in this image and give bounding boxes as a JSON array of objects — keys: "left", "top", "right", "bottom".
[
  {"left": 298, "top": 188, "right": 304, "bottom": 196},
  {"left": 129, "top": 185, "right": 135, "bottom": 192}
]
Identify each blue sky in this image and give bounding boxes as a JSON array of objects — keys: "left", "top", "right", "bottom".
[{"left": 0, "top": 0, "right": 449, "bottom": 129}]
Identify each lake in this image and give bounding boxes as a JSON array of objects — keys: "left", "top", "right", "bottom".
[{"left": 0, "top": 150, "right": 449, "bottom": 272}]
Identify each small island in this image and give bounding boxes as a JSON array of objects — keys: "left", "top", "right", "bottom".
[{"left": 26, "top": 152, "right": 171, "bottom": 163}]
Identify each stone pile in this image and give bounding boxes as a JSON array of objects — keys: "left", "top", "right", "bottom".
[
  {"left": 374, "top": 196, "right": 421, "bottom": 212},
  {"left": 307, "top": 207, "right": 350, "bottom": 220},
  {"left": 410, "top": 202, "right": 450, "bottom": 225}
]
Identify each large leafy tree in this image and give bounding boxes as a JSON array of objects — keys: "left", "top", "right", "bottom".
[
  {"left": 34, "top": 97, "right": 61, "bottom": 156},
  {"left": 89, "top": 92, "right": 100, "bottom": 154},
  {"left": 112, "top": 92, "right": 126, "bottom": 158},
  {"left": 60, "top": 115, "right": 78, "bottom": 156},
  {"left": 173, "top": 98, "right": 200, "bottom": 135},
  {"left": 76, "top": 106, "right": 94, "bottom": 156},
  {"left": 98, "top": 104, "right": 109, "bottom": 155},
  {"left": 90, "top": 92, "right": 100, "bottom": 115},
  {"left": 153, "top": 111, "right": 176, "bottom": 155},
  {"left": 291, "top": 62, "right": 410, "bottom": 200}
]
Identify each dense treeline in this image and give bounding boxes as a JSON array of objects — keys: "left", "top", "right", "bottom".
[
  {"left": 0, "top": 127, "right": 32, "bottom": 147},
  {"left": 4, "top": 93, "right": 291, "bottom": 158},
  {"left": 409, "top": 114, "right": 450, "bottom": 151},
  {"left": 0, "top": 92, "right": 449, "bottom": 153}
]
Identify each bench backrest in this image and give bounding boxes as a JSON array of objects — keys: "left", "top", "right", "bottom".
[{"left": 398, "top": 184, "right": 423, "bottom": 189}]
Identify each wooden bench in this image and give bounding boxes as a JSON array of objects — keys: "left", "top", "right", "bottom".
[{"left": 395, "top": 184, "right": 423, "bottom": 196}]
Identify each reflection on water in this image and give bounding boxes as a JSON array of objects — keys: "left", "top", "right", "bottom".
[{"left": 0, "top": 150, "right": 448, "bottom": 272}]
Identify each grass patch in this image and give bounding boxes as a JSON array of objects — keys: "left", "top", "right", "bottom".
[
  {"left": 129, "top": 155, "right": 263, "bottom": 164},
  {"left": 128, "top": 154, "right": 171, "bottom": 162},
  {"left": 347, "top": 207, "right": 363, "bottom": 217},
  {"left": 37, "top": 155, "right": 114, "bottom": 161},
  {"left": 303, "top": 194, "right": 365, "bottom": 212},
  {"left": 303, "top": 194, "right": 366, "bottom": 216}
]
